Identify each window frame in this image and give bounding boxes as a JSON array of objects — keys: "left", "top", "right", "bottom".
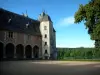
[
  {"left": 45, "top": 50, "right": 48, "bottom": 54},
  {"left": 8, "top": 31, "right": 13, "bottom": 38},
  {"left": 44, "top": 34, "right": 47, "bottom": 38},
  {"left": 44, "top": 42, "right": 47, "bottom": 45}
]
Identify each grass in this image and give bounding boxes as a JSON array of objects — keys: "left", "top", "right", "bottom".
[{"left": 57, "top": 59, "right": 100, "bottom": 62}]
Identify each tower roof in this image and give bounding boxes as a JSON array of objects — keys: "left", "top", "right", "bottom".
[{"left": 38, "top": 12, "right": 52, "bottom": 22}]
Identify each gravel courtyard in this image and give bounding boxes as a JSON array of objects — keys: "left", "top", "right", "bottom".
[{"left": 0, "top": 60, "right": 100, "bottom": 75}]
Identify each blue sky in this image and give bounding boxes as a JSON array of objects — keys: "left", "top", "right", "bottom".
[{"left": 0, "top": 0, "right": 94, "bottom": 48}]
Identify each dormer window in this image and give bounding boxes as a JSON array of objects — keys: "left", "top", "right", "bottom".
[
  {"left": 26, "top": 22, "right": 29, "bottom": 28},
  {"left": 8, "top": 19, "right": 11, "bottom": 23},
  {"left": 8, "top": 16, "right": 12, "bottom": 23}
]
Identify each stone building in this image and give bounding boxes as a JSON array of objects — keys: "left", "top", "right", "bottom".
[{"left": 0, "top": 8, "right": 57, "bottom": 60}]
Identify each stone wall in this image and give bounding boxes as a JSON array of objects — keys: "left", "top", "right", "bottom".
[{"left": 0, "top": 30, "right": 42, "bottom": 60}]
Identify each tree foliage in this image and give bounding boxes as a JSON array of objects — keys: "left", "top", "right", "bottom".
[
  {"left": 57, "top": 48, "right": 100, "bottom": 60},
  {"left": 74, "top": 0, "right": 100, "bottom": 48}
]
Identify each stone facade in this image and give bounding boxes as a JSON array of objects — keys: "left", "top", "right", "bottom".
[
  {"left": 0, "top": 8, "right": 57, "bottom": 60},
  {"left": 0, "top": 30, "right": 42, "bottom": 59}
]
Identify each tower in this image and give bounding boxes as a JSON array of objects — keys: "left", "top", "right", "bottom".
[{"left": 38, "top": 11, "right": 56, "bottom": 59}]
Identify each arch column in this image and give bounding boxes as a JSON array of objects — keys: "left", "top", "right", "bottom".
[
  {"left": 32, "top": 49, "right": 34, "bottom": 58},
  {"left": 3, "top": 46, "right": 6, "bottom": 58},
  {"left": 14, "top": 46, "right": 16, "bottom": 58},
  {"left": 23, "top": 47, "right": 26, "bottom": 58}
]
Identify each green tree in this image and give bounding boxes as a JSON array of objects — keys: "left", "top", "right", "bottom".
[
  {"left": 86, "top": 50, "right": 93, "bottom": 59},
  {"left": 74, "top": 0, "right": 100, "bottom": 48},
  {"left": 94, "top": 48, "right": 100, "bottom": 58},
  {"left": 70, "top": 50, "right": 75, "bottom": 59}
]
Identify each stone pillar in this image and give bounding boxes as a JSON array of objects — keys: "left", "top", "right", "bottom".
[
  {"left": 3, "top": 45, "right": 6, "bottom": 58},
  {"left": 32, "top": 49, "right": 34, "bottom": 58},
  {"left": 14, "top": 46, "right": 16, "bottom": 58},
  {"left": 24, "top": 47, "right": 26, "bottom": 59},
  {"left": 39, "top": 49, "right": 41, "bottom": 59}
]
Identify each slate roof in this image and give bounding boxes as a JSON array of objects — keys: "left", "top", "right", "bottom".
[
  {"left": 0, "top": 8, "right": 41, "bottom": 36},
  {"left": 38, "top": 12, "right": 56, "bottom": 32},
  {"left": 38, "top": 12, "right": 52, "bottom": 22}
]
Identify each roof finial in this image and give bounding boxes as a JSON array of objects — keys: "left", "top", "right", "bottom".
[
  {"left": 25, "top": 10, "right": 28, "bottom": 17},
  {"left": 42, "top": 9, "right": 45, "bottom": 13},
  {"left": 41, "top": 9, "right": 45, "bottom": 16},
  {"left": 42, "top": 9, "right": 46, "bottom": 14},
  {"left": 22, "top": 10, "right": 28, "bottom": 17}
]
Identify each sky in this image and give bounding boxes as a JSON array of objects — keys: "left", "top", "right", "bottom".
[{"left": 0, "top": 0, "right": 94, "bottom": 48}]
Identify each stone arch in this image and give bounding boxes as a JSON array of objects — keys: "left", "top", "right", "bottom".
[
  {"left": 33, "top": 45, "right": 39, "bottom": 59},
  {"left": 16, "top": 44, "right": 24, "bottom": 59},
  {"left": 5, "top": 43, "right": 14, "bottom": 58},
  {"left": 25, "top": 45, "right": 32, "bottom": 58},
  {"left": 0, "top": 42, "right": 4, "bottom": 59}
]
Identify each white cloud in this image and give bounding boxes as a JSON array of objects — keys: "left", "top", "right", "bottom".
[{"left": 56, "top": 16, "right": 75, "bottom": 27}]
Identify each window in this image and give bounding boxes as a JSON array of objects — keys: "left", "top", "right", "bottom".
[
  {"left": 44, "top": 42, "right": 47, "bottom": 45},
  {"left": 8, "top": 16, "right": 12, "bottom": 23},
  {"left": 44, "top": 34, "right": 47, "bottom": 38},
  {"left": 27, "top": 35, "right": 30, "bottom": 40},
  {"left": 44, "top": 26, "right": 47, "bottom": 30},
  {"left": 45, "top": 50, "right": 48, "bottom": 54},
  {"left": 26, "top": 22, "right": 29, "bottom": 28},
  {"left": 8, "top": 32, "right": 13, "bottom": 38},
  {"left": 8, "top": 19, "right": 11, "bottom": 23}
]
